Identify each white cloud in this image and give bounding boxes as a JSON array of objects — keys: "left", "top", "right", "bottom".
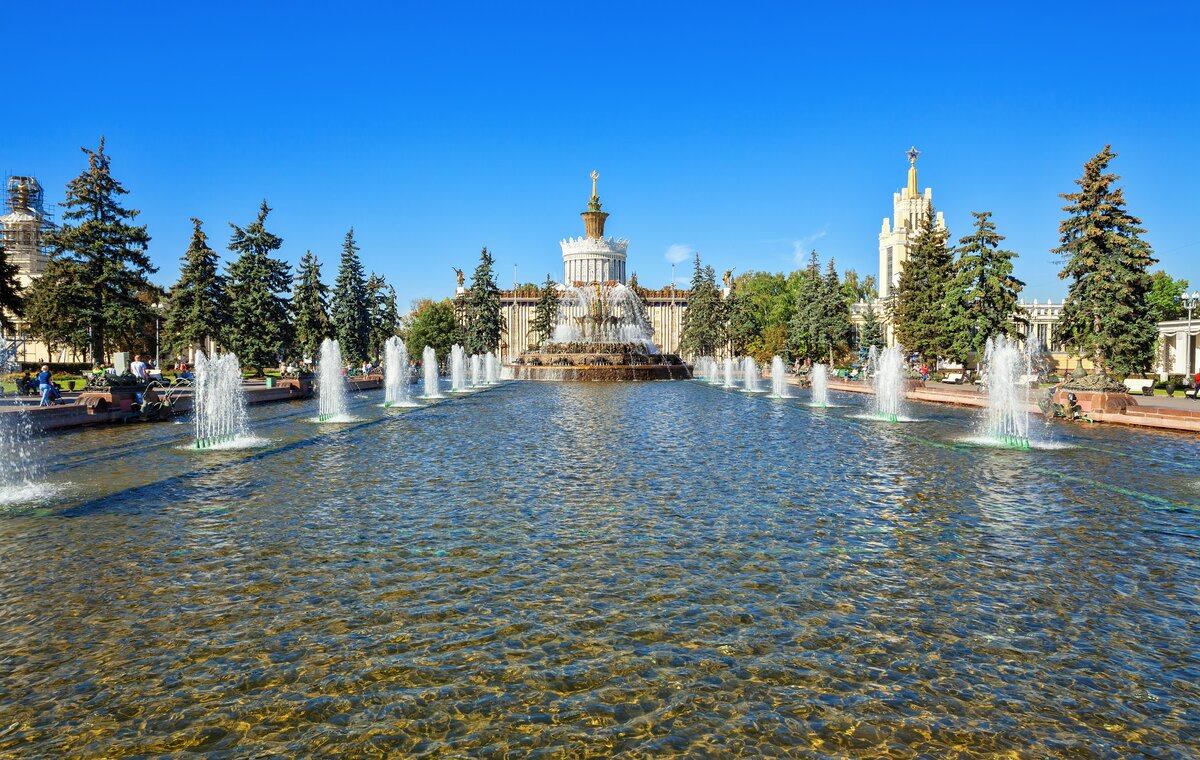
[
  {"left": 792, "top": 229, "right": 828, "bottom": 265},
  {"left": 664, "top": 243, "right": 692, "bottom": 265}
]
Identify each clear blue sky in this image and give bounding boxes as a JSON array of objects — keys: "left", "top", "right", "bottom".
[{"left": 4, "top": 2, "right": 1197, "bottom": 309}]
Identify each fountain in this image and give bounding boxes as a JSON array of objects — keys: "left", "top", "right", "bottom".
[
  {"left": 770, "top": 356, "right": 789, "bottom": 398},
  {"left": 470, "top": 354, "right": 483, "bottom": 387},
  {"left": 723, "top": 357, "right": 737, "bottom": 388},
  {"left": 0, "top": 405, "right": 38, "bottom": 504},
  {"left": 979, "top": 335, "right": 1032, "bottom": 449},
  {"left": 485, "top": 352, "right": 500, "bottom": 384},
  {"left": 422, "top": 345, "right": 442, "bottom": 398},
  {"left": 742, "top": 356, "right": 760, "bottom": 393},
  {"left": 810, "top": 363, "right": 830, "bottom": 407},
  {"left": 449, "top": 345, "right": 467, "bottom": 392},
  {"left": 193, "top": 351, "right": 252, "bottom": 446},
  {"left": 317, "top": 338, "right": 350, "bottom": 422},
  {"left": 510, "top": 282, "right": 690, "bottom": 380},
  {"left": 383, "top": 336, "right": 416, "bottom": 408},
  {"left": 868, "top": 344, "right": 907, "bottom": 422}
]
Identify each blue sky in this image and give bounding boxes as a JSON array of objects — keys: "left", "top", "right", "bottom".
[{"left": 4, "top": 2, "right": 1197, "bottom": 309}]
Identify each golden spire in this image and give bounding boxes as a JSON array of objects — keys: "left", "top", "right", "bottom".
[
  {"left": 581, "top": 170, "right": 608, "bottom": 238},
  {"left": 591, "top": 170, "right": 599, "bottom": 200},
  {"left": 906, "top": 146, "right": 920, "bottom": 198}
]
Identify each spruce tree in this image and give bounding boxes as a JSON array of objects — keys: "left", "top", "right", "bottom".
[
  {"left": 224, "top": 201, "right": 292, "bottom": 373},
  {"left": 819, "top": 258, "right": 851, "bottom": 363},
  {"left": 893, "top": 201, "right": 953, "bottom": 363},
  {"left": 1055, "top": 146, "right": 1158, "bottom": 375},
  {"left": 859, "top": 301, "right": 883, "bottom": 351},
  {"left": 944, "top": 211, "right": 1025, "bottom": 367},
  {"left": 330, "top": 228, "right": 371, "bottom": 365},
  {"left": 0, "top": 242, "right": 22, "bottom": 332},
  {"left": 532, "top": 273, "right": 559, "bottom": 346},
  {"left": 788, "top": 251, "right": 824, "bottom": 361},
  {"left": 24, "top": 257, "right": 90, "bottom": 355},
  {"left": 725, "top": 278, "right": 757, "bottom": 357},
  {"left": 366, "top": 273, "right": 399, "bottom": 360},
  {"left": 45, "top": 137, "right": 155, "bottom": 362},
  {"left": 163, "top": 218, "right": 226, "bottom": 358},
  {"left": 680, "top": 254, "right": 724, "bottom": 357},
  {"left": 465, "top": 247, "right": 502, "bottom": 354},
  {"left": 291, "top": 250, "right": 331, "bottom": 363}
]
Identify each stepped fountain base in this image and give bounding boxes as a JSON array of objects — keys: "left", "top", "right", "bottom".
[{"left": 509, "top": 343, "right": 691, "bottom": 382}]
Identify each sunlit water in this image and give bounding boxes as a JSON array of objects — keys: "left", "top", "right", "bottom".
[{"left": 0, "top": 382, "right": 1197, "bottom": 757}]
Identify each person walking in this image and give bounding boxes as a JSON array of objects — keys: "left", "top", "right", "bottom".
[
  {"left": 130, "top": 355, "right": 148, "bottom": 380},
  {"left": 36, "top": 365, "right": 53, "bottom": 406}
]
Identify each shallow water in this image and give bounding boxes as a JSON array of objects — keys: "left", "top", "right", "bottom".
[{"left": 1, "top": 382, "right": 1197, "bottom": 757}]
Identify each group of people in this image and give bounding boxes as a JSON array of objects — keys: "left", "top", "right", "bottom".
[{"left": 15, "top": 366, "right": 64, "bottom": 407}]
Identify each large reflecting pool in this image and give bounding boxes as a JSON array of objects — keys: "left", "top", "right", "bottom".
[{"left": 1, "top": 381, "right": 1198, "bottom": 756}]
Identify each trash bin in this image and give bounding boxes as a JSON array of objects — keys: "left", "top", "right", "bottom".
[{"left": 265, "top": 376, "right": 276, "bottom": 389}]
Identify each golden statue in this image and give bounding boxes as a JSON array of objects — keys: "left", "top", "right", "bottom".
[
  {"left": 722, "top": 269, "right": 734, "bottom": 289},
  {"left": 452, "top": 267, "right": 464, "bottom": 288}
]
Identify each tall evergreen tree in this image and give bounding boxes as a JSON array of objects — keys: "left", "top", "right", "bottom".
[
  {"left": 366, "top": 272, "right": 399, "bottom": 360},
  {"left": 725, "top": 279, "right": 756, "bottom": 357},
  {"left": 44, "top": 137, "right": 155, "bottom": 362},
  {"left": 24, "top": 257, "right": 91, "bottom": 356},
  {"left": 893, "top": 201, "right": 953, "bottom": 362},
  {"left": 224, "top": 201, "right": 292, "bottom": 373},
  {"left": 1055, "top": 146, "right": 1157, "bottom": 375},
  {"left": 290, "top": 250, "right": 331, "bottom": 362},
  {"left": 944, "top": 211, "right": 1025, "bottom": 366},
  {"left": 330, "top": 229, "right": 371, "bottom": 364},
  {"left": 0, "top": 242, "right": 22, "bottom": 332},
  {"left": 680, "top": 254, "right": 725, "bottom": 357},
  {"left": 788, "top": 251, "right": 824, "bottom": 361},
  {"left": 465, "top": 247, "right": 502, "bottom": 354},
  {"left": 163, "top": 218, "right": 226, "bottom": 358},
  {"left": 531, "top": 273, "right": 559, "bottom": 346},
  {"left": 819, "top": 258, "right": 852, "bottom": 363},
  {"left": 859, "top": 301, "right": 883, "bottom": 351}
]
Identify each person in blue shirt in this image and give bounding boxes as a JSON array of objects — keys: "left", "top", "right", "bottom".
[{"left": 36, "top": 365, "right": 53, "bottom": 406}]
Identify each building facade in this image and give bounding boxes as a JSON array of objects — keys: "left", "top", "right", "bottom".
[
  {"left": 0, "top": 176, "right": 66, "bottom": 366},
  {"left": 878, "top": 147, "right": 945, "bottom": 300}
]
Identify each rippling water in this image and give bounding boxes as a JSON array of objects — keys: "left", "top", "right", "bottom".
[{"left": 1, "top": 382, "right": 1197, "bottom": 757}]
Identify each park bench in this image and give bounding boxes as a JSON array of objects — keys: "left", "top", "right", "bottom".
[
  {"left": 1186, "top": 384, "right": 1200, "bottom": 400},
  {"left": 1123, "top": 378, "right": 1155, "bottom": 396},
  {"left": 940, "top": 372, "right": 963, "bottom": 384}
]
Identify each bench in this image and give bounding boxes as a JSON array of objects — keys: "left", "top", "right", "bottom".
[
  {"left": 940, "top": 372, "right": 963, "bottom": 384},
  {"left": 1123, "top": 378, "right": 1154, "bottom": 395}
]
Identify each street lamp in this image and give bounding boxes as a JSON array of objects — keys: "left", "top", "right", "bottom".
[
  {"left": 152, "top": 302, "right": 163, "bottom": 368},
  {"left": 1182, "top": 291, "right": 1200, "bottom": 379}
]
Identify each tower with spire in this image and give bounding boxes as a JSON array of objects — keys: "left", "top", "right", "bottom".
[
  {"left": 561, "top": 170, "right": 628, "bottom": 285},
  {"left": 877, "top": 147, "right": 945, "bottom": 299}
]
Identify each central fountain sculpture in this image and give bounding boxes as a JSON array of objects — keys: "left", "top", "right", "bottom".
[{"left": 509, "top": 282, "right": 690, "bottom": 381}]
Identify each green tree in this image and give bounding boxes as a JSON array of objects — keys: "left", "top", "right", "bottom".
[
  {"left": 725, "top": 282, "right": 756, "bottom": 356},
  {"left": 680, "top": 254, "right": 725, "bottom": 357},
  {"left": 405, "top": 298, "right": 461, "bottom": 364},
  {"left": 1145, "top": 270, "right": 1189, "bottom": 323},
  {"left": 819, "top": 258, "right": 852, "bottom": 363},
  {"left": 944, "top": 211, "right": 1025, "bottom": 367},
  {"left": 531, "top": 273, "right": 559, "bottom": 346},
  {"left": 330, "top": 228, "right": 371, "bottom": 365},
  {"left": 465, "top": 247, "right": 502, "bottom": 354},
  {"left": 163, "top": 218, "right": 226, "bottom": 357},
  {"left": 0, "top": 242, "right": 22, "bottom": 332},
  {"left": 893, "top": 201, "right": 953, "bottom": 362},
  {"left": 291, "top": 250, "right": 331, "bottom": 362},
  {"left": 841, "top": 269, "right": 877, "bottom": 305},
  {"left": 788, "top": 251, "right": 824, "bottom": 362},
  {"left": 225, "top": 201, "right": 292, "bottom": 373},
  {"left": 859, "top": 300, "right": 883, "bottom": 351},
  {"left": 44, "top": 137, "right": 155, "bottom": 362},
  {"left": 1055, "top": 145, "right": 1158, "bottom": 375},
  {"left": 366, "top": 272, "right": 400, "bottom": 360}
]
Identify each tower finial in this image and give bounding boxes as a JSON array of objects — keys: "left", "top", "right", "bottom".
[
  {"left": 590, "top": 170, "right": 599, "bottom": 201},
  {"left": 906, "top": 146, "right": 920, "bottom": 197},
  {"left": 581, "top": 170, "right": 609, "bottom": 238}
]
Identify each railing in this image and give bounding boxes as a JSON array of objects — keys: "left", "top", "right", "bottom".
[{"left": 0, "top": 334, "right": 26, "bottom": 371}]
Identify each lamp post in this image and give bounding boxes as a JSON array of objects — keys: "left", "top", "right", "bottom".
[
  {"left": 152, "top": 302, "right": 163, "bottom": 368},
  {"left": 1182, "top": 291, "right": 1200, "bottom": 378}
]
